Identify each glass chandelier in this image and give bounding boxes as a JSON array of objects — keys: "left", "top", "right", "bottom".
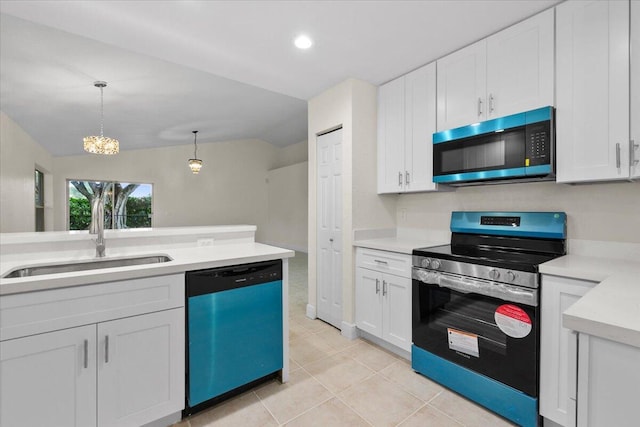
[
  {"left": 188, "top": 130, "right": 203, "bottom": 174},
  {"left": 83, "top": 81, "right": 119, "bottom": 155}
]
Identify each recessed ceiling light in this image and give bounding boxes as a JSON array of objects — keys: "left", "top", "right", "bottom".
[{"left": 294, "top": 35, "right": 313, "bottom": 49}]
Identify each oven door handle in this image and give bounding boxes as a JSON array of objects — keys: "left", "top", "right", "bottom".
[{"left": 438, "top": 273, "right": 538, "bottom": 307}]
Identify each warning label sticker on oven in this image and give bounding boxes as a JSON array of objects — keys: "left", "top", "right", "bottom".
[
  {"left": 447, "top": 328, "right": 479, "bottom": 358},
  {"left": 494, "top": 304, "right": 532, "bottom": 338}
]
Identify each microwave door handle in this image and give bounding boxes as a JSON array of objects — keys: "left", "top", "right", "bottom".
[{"left": 439, "top": 274, "right": 537, "bottom": 306}]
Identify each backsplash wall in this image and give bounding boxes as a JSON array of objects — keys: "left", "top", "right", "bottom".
[{"left": 396, "top": 181, "right": 640, "bottom": 243}]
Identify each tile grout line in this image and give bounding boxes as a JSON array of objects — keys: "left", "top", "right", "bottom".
[
  {"left": 424, "top": 401, "right": 466, "bottom": 426},
  {"left": 394, "top": 401, "right": 430, "bottom": 427},
  {"left": 252, "top": 389, "right": 285, "bottom": 426}
]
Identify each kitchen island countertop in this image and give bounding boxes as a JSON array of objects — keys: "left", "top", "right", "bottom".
[{"left": 0, "top": 226, "right": 294, "bottom": 295}]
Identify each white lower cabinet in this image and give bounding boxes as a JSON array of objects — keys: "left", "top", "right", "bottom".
[
  {"left": 576, "top": 334, "right": 640, "bottom": 427},
  {"left": 539, "top": 275, "right": 597, "bottom": 427},
  {"left": 355, "top": 248, "right": 412, "bottom": 352},
  {"left": 0, "top": 325, "right": 97, "bottom": 427},
  {"left": 98, "top": 309, "right": 184, "bottom": 427},
  {"left": 0, "top": 274, "right": 185, "bottom": 427}
]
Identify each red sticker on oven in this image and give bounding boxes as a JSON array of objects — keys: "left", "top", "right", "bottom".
[{"left": 494, "top": 304, "right": 532, "bottom": 338}]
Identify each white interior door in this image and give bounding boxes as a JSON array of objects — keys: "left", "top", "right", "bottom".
[{"left": 316, "top": 128, "right": 343, "bottom": 329}]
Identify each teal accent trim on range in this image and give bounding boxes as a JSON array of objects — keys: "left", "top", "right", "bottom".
[
  {"left": 188, "top": 280, "right": 283, "bottom": 407},
  {"left": 450, "top": 211, "right": 567, "bottom": 239},
  {"left": 412, "top": 345, "right": 539, "bottom": 427},
  {"left": 433, "top": 106, "right": 553, "bottom": 144}
]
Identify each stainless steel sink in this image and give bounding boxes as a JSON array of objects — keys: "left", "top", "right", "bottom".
[{"left": 3, "top": 255, "right": 172, "bottom": 278}]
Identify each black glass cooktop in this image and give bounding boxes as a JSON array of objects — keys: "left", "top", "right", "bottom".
[
  {"left": 413, "top": 244, "right": 562, "bottom": 273},
  {"left": 413, "top": 233, "right": 566, "bottom": 273}
]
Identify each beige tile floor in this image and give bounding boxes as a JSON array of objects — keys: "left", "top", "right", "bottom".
[{"left": 176, "top": 253, "right": 516, "bottom": 427}]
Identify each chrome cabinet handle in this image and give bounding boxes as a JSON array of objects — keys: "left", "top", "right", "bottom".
[
  {"left": 398, "top": 171, "right": 402, "bottom": 186},
  {"left": 83, "top": 339, "right": 88, "bottom": 369},
  {"left": 374, "top": 259, "right": 388, "bottom": 265},
  {"left": 104, "top": 335, "right": 109, "bottom": 364},
  {"left": 382, "top": 280, "right": 387, "bottom": 296},
  {"left": 477, "top": 97, "right": 483, "bottom": 117},
  {"left": 489, "top": 94, "right": 494, "bottom": 113},
  {"left": 631, "top": 140, "right": 639, "bottom": 166},
  {"left": 616, "top": 143, "right": 621, "bottom": 169},
  {"left": 375, "top": 278, "right": 380, "bottom": 294},
  {"left": 405, "top": 171, "right": 410, "bottom": 185},
  {"left": 329, "top": 238, "right": 334, "bottom": 242}
]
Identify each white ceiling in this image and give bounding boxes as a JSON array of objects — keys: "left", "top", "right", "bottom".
[{"left": 0, "top": 0, "right": 560, "bottom": 157}]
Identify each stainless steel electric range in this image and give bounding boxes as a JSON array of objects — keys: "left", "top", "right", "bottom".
[{"left": 412, "top": 211, "right": 566, "bottom": 427}]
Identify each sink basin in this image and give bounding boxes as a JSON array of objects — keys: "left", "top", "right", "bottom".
[{"left": 3, "top": 255, "right": 172, "bottom": 278}]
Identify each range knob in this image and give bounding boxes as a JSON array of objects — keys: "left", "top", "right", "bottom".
[
  {"left": 506, "top": 271, "right": 516, "bottom": 282},
  {"left": 430, "top": 259, "right": 441, "bottom": 269},
  {"left": 421, "top": 258, "right": 431, "bottom": 268},
  {"left": 488, "top": 269, "right": 500, "bottom": 280}
]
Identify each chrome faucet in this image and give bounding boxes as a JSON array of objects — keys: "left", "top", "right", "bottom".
[{"left": 89, "top": 196, "right": 106, "bottom": 258}]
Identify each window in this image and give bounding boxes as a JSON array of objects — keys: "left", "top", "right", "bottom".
[
  {"left": 35, "top": 169, "right": 45, "bottom": 232},
  {"left": 68, "top": 180, "right": 153, "bottom": 230}
]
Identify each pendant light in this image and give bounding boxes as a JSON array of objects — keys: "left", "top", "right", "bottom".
[
  {"left": 83, "top": 81, "right": 119, "bottom": 155},
  {"left": 188, "top": 130, "right": 203, "bottom": 174}
]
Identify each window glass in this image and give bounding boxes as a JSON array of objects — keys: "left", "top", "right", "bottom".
[
  {"left": 68, "top": 180, "right": 152, "bottom": 230},
  {"left": 35, "top": 169, "right": 45, "bottom": 232}
]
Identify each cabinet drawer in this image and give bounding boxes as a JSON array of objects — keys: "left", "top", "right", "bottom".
[
  {"left": 356, "top": 248, "right": 411, "bottom": 277},
  {"left": 0, "top": 274, "right": 184, "bottom": 341}
]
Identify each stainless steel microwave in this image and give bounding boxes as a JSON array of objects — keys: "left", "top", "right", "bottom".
[{"left": 432, "top": 106, "right": 555, "bottom": 185}]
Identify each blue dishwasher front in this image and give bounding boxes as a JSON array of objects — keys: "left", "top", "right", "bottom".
[{"left": 185, "top": 260, "right": 283, "bottom": 415}]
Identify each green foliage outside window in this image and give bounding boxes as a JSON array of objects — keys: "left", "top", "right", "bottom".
[{"left": 68, "top": 180, "right": 152, "bottom": 230}]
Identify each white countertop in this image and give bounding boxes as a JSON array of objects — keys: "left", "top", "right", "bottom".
[
  {"left": 353, "top": 228, "right": 449, "bottom": 254},
  {"left": 540, "top": 254, "right": 640, "bottom": 349},
  {"left": 0, "top": 226, "right": 294, "bottom": 295},
  {"left": 353, "top": 236, "right": 446, "bottom": 254}
]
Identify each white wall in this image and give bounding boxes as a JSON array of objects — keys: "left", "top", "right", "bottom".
[
  {"left": 272, "top": 140, "right": 308, "bottom": 169},
  {"left": 397, "top": 181, "right": 640, "bottom": 243},
  {"left": 307, "top": 78, "right": 395, "bottom": 326},
  {"left": 0, "top": 112, "right": 54, "bottom": 233},
  {"left": 52, "top": 138, "right": 278, "bottom": 242},
  {"left": 265, "top": 161, "right": 308, "bottom": 252}
]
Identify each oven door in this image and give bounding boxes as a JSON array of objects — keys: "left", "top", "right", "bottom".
[{"left": 412, "top": 269, "right": 539, "bottom": 397}]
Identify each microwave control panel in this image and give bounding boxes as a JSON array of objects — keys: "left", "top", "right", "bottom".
[{"left": 525, "top": 121, "right": 551, "bottom": 166}]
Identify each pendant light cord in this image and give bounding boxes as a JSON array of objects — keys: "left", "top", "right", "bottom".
[
  {"left": 193, "top": 131, "right": 198, "bottom": 157},
  {"left": 100, "top": 85, "right": 105, "bottom": 138}
]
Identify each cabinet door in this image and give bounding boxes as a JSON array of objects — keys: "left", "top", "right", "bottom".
[
  {"left": 486, "top": 8, "right": 554, "bottom": 118},
  {"left": 97, "top": 308, "right": 184, "bottom": 427},
  {"left": 539, "top": 275, "right": 597, "bottom": 427},
  {"left": 0, "top": 325, "right": 96, "bottom": 427},
  {"left": 576, "top": 334, "right": 640, "bottom": 427},
  {"left": 377, "top": 77, "right": 406, "bottom": 193},
  {"left": 404, "top": 62, "right": 437, "bottom": 192},
  {"left": 632, "top": 0, "right": 640, "bottom": 178},
  {"left": 437, "top": 39, "right": 487, "bottom": 131},
  {"left": 355, "top": 267, "right": 383, "bottom": 338},
  {"left": 556, "top": 0, "right": 630, "bottom": 183},
  {"left": 382, "top": 273, "right": 412, "bottom": 352}
]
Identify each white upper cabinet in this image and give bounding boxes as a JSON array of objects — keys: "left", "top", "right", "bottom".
[
  {"left": 632, "top": 0, "right": 640, "bottom": 178},
  {"left": 486, "top": 8, "right": 554, "bottom": 119},
  {"left": 377, "top": 77, "right": 405, "bottom": 193},
  {"left": 378, "top": 62, "right": 438, "bottom": 194},
  {"left": 556, "top": 0, "right": 631, "bottom": 183},
  {"left": 437, "top": 8, "right": 554, "bottom": 131},
  {"left": 436, "top": 40, "right": 487, "bottom": 131}
]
